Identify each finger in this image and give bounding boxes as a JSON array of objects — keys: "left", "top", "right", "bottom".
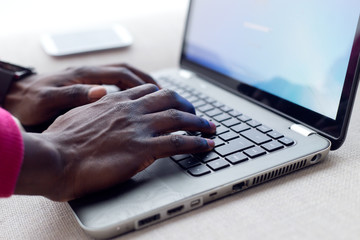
[
  {"left": 119, "top": 83, "right": 159, "bottom": 100},
  {"left": 149, "top": 135, "right": 215, "bottom": 159},
  {"left": 49, "top": 84, "right": 106, "bottom": 109},
  {"left": 70, "top": 66, "right": 147, "bottom": 89},
  {"left": 106, "top": 63, "right": 160, "bottom": 87},
  {"left": 88, "top": 86, "right": 107, "bottom": 102},
  {"left": 145, "top": 109, "right": 216, "bottom": 135},
  {"left": 136, "top": 88, "right": 196, "bottom": 115}
]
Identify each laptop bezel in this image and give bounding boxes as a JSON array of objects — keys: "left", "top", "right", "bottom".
[{"left": 179, "top": 1, "right": 360, "bottom": 150}]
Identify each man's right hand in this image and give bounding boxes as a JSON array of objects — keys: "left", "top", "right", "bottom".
[{"left": 15, "top": 84, "right": 216, "bottom": 201}]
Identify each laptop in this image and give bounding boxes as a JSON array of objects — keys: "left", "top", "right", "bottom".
[{"left": 70, "top": 0, "right": 360, "bottom": 238}]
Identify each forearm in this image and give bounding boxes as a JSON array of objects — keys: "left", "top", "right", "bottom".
[{"left": 14, "top": 132, "right": 63, "bottom": 200}]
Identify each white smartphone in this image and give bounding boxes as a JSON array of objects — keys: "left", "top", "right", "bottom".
[{"left": 41, "top": 25, "right": 133, "bottom": 56}]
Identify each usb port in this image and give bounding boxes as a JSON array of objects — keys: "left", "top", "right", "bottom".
[
  {"left": 232, "top": 181, "right": 247, "bottom": 192},
  {"left": 167, "top": 205, "right": 184, "bottom": 215},
  {"left": 190, "top": 199, "right": 201, "bottom": 207},
  {"left": 138, "top": 214, "right": 160, "bottom": 227}
]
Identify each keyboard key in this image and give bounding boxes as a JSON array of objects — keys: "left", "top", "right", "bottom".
[
  {"left": 195, "top": 151, "right": 220, "bottom": 163},
  {"left": 278, "top": 137, "right": 295, "bottom": 146},
  {"left": 257, "top": 125, "right": 272, "bottom": 133},
  {"left": 212, "top": 137, "right": 225, "bottom": 147},
  {"left": 206, "top": 108, "right": 223, "bottom": 117},
  {"left": 171, "top": 131, "right": 188, "bottom": 135},
  {"left": 215, "top": 125, "right": 230, "bottom": 135},
  {"left": 247, "top": 120, "right": 261, "bottom": 128},
  {"left": 241, "top": 129, "right": 272, "bottom": 145},
  {"left": 244, "top": 146, "right": 267, "bottom": 158},
  {"left": 210, "top": 120, "right": 221, "bottom": 127},
  {"left": 267, "top": 131, "right": 284, "bottom": 139},
  {"left": 198, "top": 104, "right": 214, "bottom": 112},
  {"left": 214, "top": 113, "right": 232, "bottom": 122},
  {"left": 187, "top": 95, "right": 199, "bottom": 103},
  {"left": 238, "top": 115, "right": 251, "bottom": 122},
  {"left": 220, "top": 105, "right": 233, "bottom": 112},
  {"left": 231, "top": 123, "right": 250, "bottom": 133},
  {"left": 205, "top": 97, "right": 217, "bottom": 104},
  {"left": 219, "top": 131, "right": 239, "bottom": 141},
  {"left": 191, "top": 90, "right": 201, "bottom": 96},
  {"left": 188, "top": 165, "right": 211, "bottom": 176},
  {"left": 181, "top": 92, "right": 192, "bottom": 99},
  {"left": 198, "top": 93, "right": 208, "bottom": 99},
  {"left": 226, "top": 152, "right": 248, "bottom": 164},
  {"left": 184, "top": 85, "right": 194, "bottom": 92},
  {"left": 178, "top": 157, "right": 201, "bottom": 169},
  {"left": 222, "top": 118, "right": 241, "bottom": 127},
  {"left": 189, "top": 131, "right": 202, "bottom": 136},
  {"left": 207, "top": 158, "right": 230, "bottom": 171},
  {"left": 171, "top": 154, "right": 192, "bottom": 161},
  {"left": 175, "top": 88, "right": 186, "bottom": 95},
  {"left": 262, "top": 141, "right": 284, "bottom": 152},
  {"left": 193, "top": 100, "right": 207, "bottom": 108},
  {"left": 215, "top": 138, "right": 254, "bottom": 157},
  {"left": 212, "top": 101, "right": 224, "bottom": 108},
  {"left": 228, "top": 110, "right": 242, "bottom": 117}
]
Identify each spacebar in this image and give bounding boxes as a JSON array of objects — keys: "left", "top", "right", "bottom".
[{"left": 214, "top": 137, "right": 254, "bottom": 157}]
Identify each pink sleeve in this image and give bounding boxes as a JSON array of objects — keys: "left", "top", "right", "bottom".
[{"left": 0, "top": 108, "right": 24, "bottom": 197}]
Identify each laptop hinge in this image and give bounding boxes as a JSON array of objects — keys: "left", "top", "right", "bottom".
[{"left": 290, "top": 124, "right": 316, "bottom": 137}]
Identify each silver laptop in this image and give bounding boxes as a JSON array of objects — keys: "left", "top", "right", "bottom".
[{"left": 70, "top": 0, "right": 360, "bottom": 238}]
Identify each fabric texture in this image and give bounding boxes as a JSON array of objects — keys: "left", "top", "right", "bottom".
[{"left": 0, "top": 107, "right": 24, "bottom": 197}]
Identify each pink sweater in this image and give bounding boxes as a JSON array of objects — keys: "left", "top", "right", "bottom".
[{"left": 0, "top": 107, "right": 24, "bottom": 197}]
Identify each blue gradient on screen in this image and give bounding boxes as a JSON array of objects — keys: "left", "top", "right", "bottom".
[{"left": 184, "top": 0, "right": 360, "bottom": 119}]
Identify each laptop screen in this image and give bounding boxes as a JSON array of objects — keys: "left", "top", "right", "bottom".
[{"left": 181, "top": 0, "right": 360, "bottom": 148}]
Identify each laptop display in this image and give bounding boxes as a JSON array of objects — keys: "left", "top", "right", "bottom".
[{"left": 181, "top": 0, "right": 360, "bottom": 148}]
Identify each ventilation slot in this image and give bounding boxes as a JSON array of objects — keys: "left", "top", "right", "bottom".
[{"left": 252, "top": 159, "right": 307, "bottom": 186}]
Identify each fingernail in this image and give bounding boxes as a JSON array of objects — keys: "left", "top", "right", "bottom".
[
  {"left": 206, "top": 139, "right": 215, "bottom": 148},
  {"left": 209, "top": 121, "right": 217, "bottom": 130},
  {"left": 88, "top": 86, "right": 107, "bottom": 101}
]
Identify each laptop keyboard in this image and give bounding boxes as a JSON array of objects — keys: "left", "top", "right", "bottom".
[{"left": 157, "top": 76, "right": 295, "bottom": 177}]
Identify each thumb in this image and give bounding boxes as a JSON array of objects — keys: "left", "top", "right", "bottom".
[
  {"left": 88, "top": 85, "right": 107, "bottom": 102},
  {"left": 53, "top": 84, "right": 107, "bottom": 109}
]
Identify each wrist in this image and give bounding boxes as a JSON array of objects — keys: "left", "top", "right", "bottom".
[
  {"left": 15, "top": 132, "right": 64, "bottom": 200},
  {"left": 0, "top": 61, "right": 35, "bottom": 106}
]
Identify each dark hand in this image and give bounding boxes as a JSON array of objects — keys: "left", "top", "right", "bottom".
[
  {"left": 15, "top": 84, "right": 216, "bottom": 201},
  {"left": 4, "top": 63, "right": 158, "bottom": 127}
]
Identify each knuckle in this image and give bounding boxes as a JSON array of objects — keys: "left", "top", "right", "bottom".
[
  {"left": 65, "top": 66, "right": 75, "bottom": 71},
  {"left": 143, "top": 83, "right": 159, "bottom": 92},
  {"left": 36, "top": 88, "right": 53, "bottom": 106},
  {"left": 160, "top": 88, "right": 178, "bottom": 100},
  {"left": 120, "top": 67, "right": 132, "bottom": 76},
  {"left": 170, "top": 134, "right": 185, "bottom": 148},
  {"left": 66, "top": 85, "right": 83, "bottom": 99},
  {"left": 100, "top": 93, "right": 112, "bottom": 102},
  {"left": 111, "top": 101, "right": 138, "bottom": 116},
  {"left": 38, "top": 88, "right": 52, "bottom": 101},
  {"left": 72, "top": 66, "right": 92, "bottom": 79},
  {"left": 167, "top": 109, "right": 182, "bottom": 121},
  {"left": 121, "top": 63, "right": 131, "bottom": 68},
  {"left": 111, "top": 101, "right": 130, "bottom": 112}
]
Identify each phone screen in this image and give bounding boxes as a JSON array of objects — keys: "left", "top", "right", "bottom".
[{"left": 42, "top": 25, "right": 132, "bottom": 56}]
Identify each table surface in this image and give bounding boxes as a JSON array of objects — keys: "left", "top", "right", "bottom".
[{"left": 1, "top": 1, "right": 360, "bottom": 239}]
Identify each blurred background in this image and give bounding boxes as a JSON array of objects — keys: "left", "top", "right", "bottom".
[
  {"left": 1, "top": 0, "right": 188, "bottom": 35},
  {"left": 0, "top": 0, "right": 189, "bottom": 72}
]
